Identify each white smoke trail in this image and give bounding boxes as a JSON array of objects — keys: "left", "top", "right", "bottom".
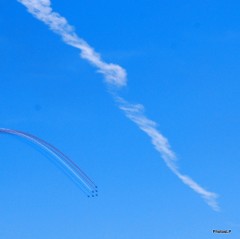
[
  {"left": 116, "top": 98, "right": 219, "bottom": 211},
  {"left": 17, "top": 0, "right": 126, "bottom": 87},
  {"left": 17, "top": 0, "right": 219, "bottom": 210}
]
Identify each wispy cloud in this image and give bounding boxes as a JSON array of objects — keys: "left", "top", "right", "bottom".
[{"left": 18, "top": 0, "right": 219, "bottom": 210}]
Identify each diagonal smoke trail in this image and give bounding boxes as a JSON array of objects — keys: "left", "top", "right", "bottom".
[
  {"left": 115, "top": 97, "right": 219, "bottom": 211},
  {"left": 17, "top": 0, "right": 219, "bottom": 210},
  {"left": 17, "top": 0, "right": 127, "bottom": 88}
]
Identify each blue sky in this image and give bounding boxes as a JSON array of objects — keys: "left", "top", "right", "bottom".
[{"left": 1, "top": 0, "right": 240, "bottom": 238}]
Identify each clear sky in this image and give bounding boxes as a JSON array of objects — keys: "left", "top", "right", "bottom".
[{"left": 1, "top": 0, "right": 240, "bottom": 238}]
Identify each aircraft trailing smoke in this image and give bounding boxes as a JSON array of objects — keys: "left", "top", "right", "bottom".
[{"left": 0, "top": 128, "right": 98, "bottom": 197}]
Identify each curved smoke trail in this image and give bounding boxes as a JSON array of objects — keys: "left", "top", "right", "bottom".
[
  {"left": 17, "top": 0, "right": 219, "bottom": 210},
  {"left": 0, "top": 128, "right": 98, "bottom": 197}
]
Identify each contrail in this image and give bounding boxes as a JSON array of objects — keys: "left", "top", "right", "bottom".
[
  {"left": 0, "top": 128, "right": 98, "bottom": 197},
  {"left": 17, "top": 0, "right": 126, "bottom": 88},
  {"left": 115, "top": 98, "right": 219, "bottom": 211},
  {"left": 17, "top": 0, "right": 219, "bottom": 210}
]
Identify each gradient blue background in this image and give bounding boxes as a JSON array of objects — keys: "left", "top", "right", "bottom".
[{"left": 1, "top": 0, "right": 240, "bottom": 238}]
